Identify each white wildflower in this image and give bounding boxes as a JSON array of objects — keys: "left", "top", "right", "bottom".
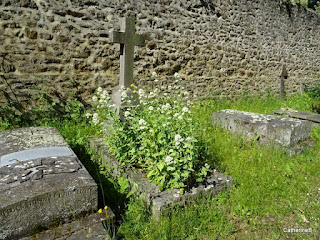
[
  {"left": 175, "top": 134, "right": 182, "bottom": 141},
  {"left": 149, "top": 106, "right": 154, "bottom": 111},
  {"left": 169, "top": 149, "right": 174, "bottom": 153},
  {"left": 92, "top": 113, "right": 99, "bottom": 125},
  {"left": 162, "top": 103, "right": 171, "bottom": 111},
  {"left": 174, "top": 113, "right": 179, "bottom": 117},
  {"left": 149, "top": 129, "right": 153, "bottom": 133},
  {"left": 124, "top": 111, "right": 130, "bottom": 117},
  {"left": 121, "top": 91, "right": 128, "bottom": 98},
  {"left": 92, "top": 96, "right": 98, "bottom": 102},
  {"left": 182, "top": 107, "right": 190, "bottom": 113},
  {"left": 148, "top": 91, "right": 155, "bottom": 98},
  {"left": 101, "top": 90, "right": 108, "bottom": 99},
  {"left": 140, "top": 126, "right": 146, "bottom": 130},
  {"left": 178, "top": 115, "right": 183, "bottom": 120},
  {"left": 139, "top": 119, "right": 147, "bottom": 125},
  {"left": 85, "top": 113, "right": 92, "bottom": 118},
  {"left": 174, "top": 72, "right": 180, "bottom": 79},
  {"left": 138, "top": 89, "right": 145, "bottom": 97},
  {"left": 183, "top": 145, "right": 188, "bottom": 148},
  {"left": 97, "top": 87, "right": 103, "bottom": 93},
  {"left": 165, "top": 156, "right": 174, "bottom": 165}
]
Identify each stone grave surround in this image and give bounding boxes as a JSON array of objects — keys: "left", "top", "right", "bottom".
[
  {"left": 90, "top": 138, "right": 233, "bottom": 221},
  {"left": 211, "top": 109, "right": 313, "bottom": 153},
  {"left": 0, "top": 127, "right": 98, "bottom": 239}
]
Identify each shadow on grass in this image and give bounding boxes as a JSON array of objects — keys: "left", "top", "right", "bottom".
[{"left": 71, "top": 143, "right": 129, "bottom": 222}]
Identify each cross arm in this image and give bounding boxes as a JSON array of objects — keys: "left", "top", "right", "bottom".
[
  {"left": 134, "top": 34, "right": 146, "bottom": 46},
  {"left": 109, "top": 30, "right": 125, "bottom": 44}
]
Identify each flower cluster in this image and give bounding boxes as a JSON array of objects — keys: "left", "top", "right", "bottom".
[
  {"left": 90, "top": 72, "right": 210, "bottom": 192},
  {"left": 86, "top": 87, "right": 115, "bottom": 127}
]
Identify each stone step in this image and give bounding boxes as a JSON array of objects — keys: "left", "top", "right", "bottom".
[{"left": 20, "top": 212, "right": 115, "bottom": 240}]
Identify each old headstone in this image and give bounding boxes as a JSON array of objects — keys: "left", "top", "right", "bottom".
[
  {"left": 109, "top": 17, "right": 146, "bottom": 117},
  {"left": 280, "top": 65, "right": 288, "bottom": 98},
  {"left": 0, "top": 127, "right": 98, "bottom": 239},
  {"left": 211, "top": 110, "right": 313, "bottom": 153}
]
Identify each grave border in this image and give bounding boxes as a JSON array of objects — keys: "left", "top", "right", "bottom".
[{"left": 89, "top": 137, "right": 233, "bottom": 220}]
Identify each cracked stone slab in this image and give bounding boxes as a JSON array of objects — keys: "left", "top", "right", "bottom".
[
  {"left": 211, "top": 109, "right": 313, "bottom": 153},
  {"left": 273, "top": 108, "right": 320, "bottom": 125},
  {"left": 0, "top": 127, "right": 98, "bottom": 240}
]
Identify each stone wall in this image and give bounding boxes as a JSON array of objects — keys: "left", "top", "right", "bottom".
[{"left": 1, "top": 0, "right": 320, "bottom": 106}]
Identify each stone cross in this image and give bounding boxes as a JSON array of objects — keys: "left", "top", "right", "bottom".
[
  {"left": 109, "top": 17, "right": 145, "bottom": 88},
  {"left": 109, "top": 17, "right": 146, "bottom": 117}
]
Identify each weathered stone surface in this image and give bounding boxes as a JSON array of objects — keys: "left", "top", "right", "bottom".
[
  {"left": 0, "top": 127, "right": 98, "bottom": 240},
  {"left": 0, "top": 0, "right": 320, "bottom": 107},
  {"left": 90, "top": 138, "right": 233, "bottom": 221},
  {"left": 211, "top": 109, "right": 313, "bottom": 152},
  {"left": 20, "top": 212, "right": 115, "bottom": 240},
  {"left": 273, "top": 108, "right": 320, "bottom": 125}
]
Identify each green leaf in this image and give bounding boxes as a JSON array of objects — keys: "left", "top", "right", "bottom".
[
  {"left": 126, "top": 189, "right": 136, "bottom": 198},
  {"left": 157, "top": 162, "right": 165, "bottom": 171},
  {"left": 167, "top": 166, "right": 176, "bottom": 171}
]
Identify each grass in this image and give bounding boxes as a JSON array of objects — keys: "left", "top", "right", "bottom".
[
  {"left": 117, "top": 94, "right": 320, "bottom": 239},
  {"left": 0, "top": 93, "right": 319, "bottom": 239}
]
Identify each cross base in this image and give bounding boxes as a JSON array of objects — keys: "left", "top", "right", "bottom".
[{"left": 111, "top": 88, "right": 140, "bottom": 120}]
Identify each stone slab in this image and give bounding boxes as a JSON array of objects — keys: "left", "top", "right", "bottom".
[
  {"left": 273, "top": 108, "right": 320, "bottom": 124},
  {"left": 90, "top": 138, "right": 233, "bottom": 221},
  {"left": 0, "top": 146, "right": 74, "bottom": 167},
  {"left": 0, "top": 127, "right": 98, "bottom": 240},
  {"left": 20, "top": 211, "right": 115, "bottom": 240},
  {"left": 211, "top": 109, "right": 313, "bottom": 152}
]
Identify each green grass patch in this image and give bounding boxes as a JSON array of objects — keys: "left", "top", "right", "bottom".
[{"left": 0, "top": 93, "right": 319, "bottom": 239}]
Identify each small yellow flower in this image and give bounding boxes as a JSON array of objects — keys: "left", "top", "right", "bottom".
[
  {"left": 104, "top": 206, "right": 108, "bottom": 210},
  {"left": 98, "top": 209, "right": 103, "bottom": 214},
  {"left": 192, "top": 105, "right": 195, "bottom": 108},
  {"left": 130, "top": 84, "right": 134, "bottom": 88},
  {"left": 133, "top": 90, "right": 137, "bottom": 93}
]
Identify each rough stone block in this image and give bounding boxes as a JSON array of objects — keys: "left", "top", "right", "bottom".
[
  {"left": 211, "top": 109, "right": 313, "bottom": 152},
  {"left": 273, "top": 108, "right": 320, "bottom": 125},
  {"left": 90, "top": 138, "right": 233, "bottom": 221},
  {"left": 20, "top": 211, "right": 115, "bottom": 240},
  {"left": 0, "top": 127, "right": 98, "bottom": 239}
]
